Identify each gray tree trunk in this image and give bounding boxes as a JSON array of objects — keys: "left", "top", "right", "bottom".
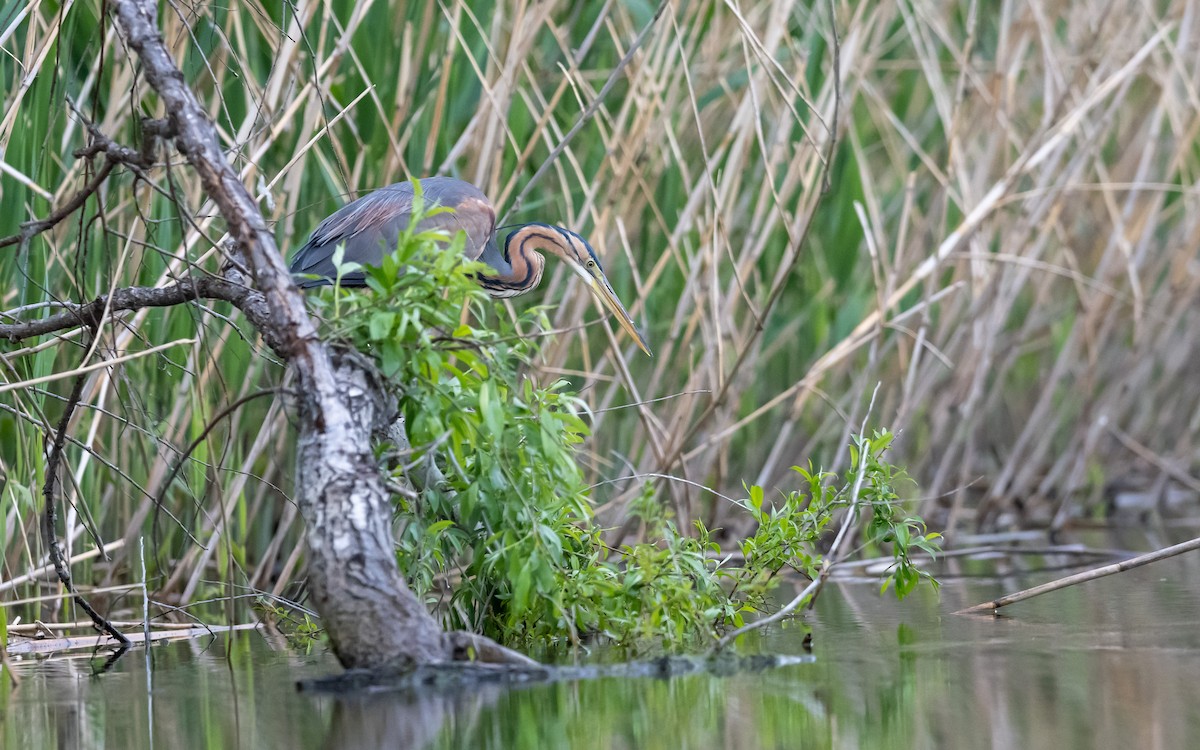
[
  {"left": 110, "top": 0, "right": 518, "bottom": 669},
  {"left": 294, "top": 351, "right": 447, "bottom": 667}
]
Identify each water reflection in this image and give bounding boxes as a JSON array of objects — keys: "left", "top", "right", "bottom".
[
  {"left": 326, "top": 691, "right": 490, "bottom": 750},
  {"left": 4, "top": 543, "right": 1200, "bottom": 749}
]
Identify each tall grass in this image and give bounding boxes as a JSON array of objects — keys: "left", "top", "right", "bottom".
[{"left": 2, "top": 0, "right": 1198, "bottom": 622}]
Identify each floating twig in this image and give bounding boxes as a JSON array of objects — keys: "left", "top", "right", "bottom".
[{"left": 955, "top": 535, "right": 1200, "bottom": 614}]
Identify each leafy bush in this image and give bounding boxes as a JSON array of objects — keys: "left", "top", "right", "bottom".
[{"left": 305, "top": 187, "right": 939, "bottom": 650}]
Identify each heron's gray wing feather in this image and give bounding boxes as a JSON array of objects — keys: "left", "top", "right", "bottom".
[{"left": 288, "top": 177, "right": 496, "bottom": 287}]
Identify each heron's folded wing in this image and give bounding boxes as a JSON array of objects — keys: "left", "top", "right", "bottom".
[{"left": 288, "top": 178, "right": 497, "bottom": 287}]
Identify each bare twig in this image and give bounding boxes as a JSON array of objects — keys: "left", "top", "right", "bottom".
[
  {"left": 0, "top": 162, "right": 115, "bottom": 251},
  {"left": 955, "top": 536, "right": 1200, "bottom": 615},
  {"left": 41, "top": 350, "right": 131, "bottom": 647},
  {"left": 0, "top": 108, "right": 166, "bottom": 251},
  {"left": 151, "top": 388, "right": 282, "bottom": 510},
  {"left": 0, "top": 338, "right": 195, "bottom": 394}
]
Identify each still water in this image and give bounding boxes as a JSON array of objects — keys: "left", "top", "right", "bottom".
[{"left": 5, "top": 541, "right": 1200, "bottom": 749}]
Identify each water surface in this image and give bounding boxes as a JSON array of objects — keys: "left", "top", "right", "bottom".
[{"left": 6, "top": 541, "right": 1199, "bottom": 749}]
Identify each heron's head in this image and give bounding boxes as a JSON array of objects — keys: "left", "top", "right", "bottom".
[{"left": 533, "top": 224, "right": 652, "bottom": 357}]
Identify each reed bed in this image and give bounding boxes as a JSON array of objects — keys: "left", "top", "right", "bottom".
[{"left": 2, "top": 0, "right": 1198, "bottom": 620}]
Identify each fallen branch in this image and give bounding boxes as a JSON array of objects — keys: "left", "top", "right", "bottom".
[
  {"left": 955, "top": 535, "right": 1200, "bottom": 614},
  {"left": 6, "top": 622, "right": 261, "bottom": 656},
  {"left": 445, "top": 631, "right": 539, "bottom": 666}
]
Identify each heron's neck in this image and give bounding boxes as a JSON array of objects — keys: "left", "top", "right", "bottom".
[{"left": 482, "top": 224, "right": 558, "bottom": 298}]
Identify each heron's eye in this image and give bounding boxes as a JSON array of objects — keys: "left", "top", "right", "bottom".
[{"left": 587, "top": 260, "right": 596, "bottom": 269}]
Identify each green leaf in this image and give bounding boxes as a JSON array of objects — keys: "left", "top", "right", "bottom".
[
  {"left": 480, "top": 380, "right": 503, "bottom": 435},
  {"left": 368, "top": 311, "right": 396, "bottom": 341},
  {"left": 512, "top": 556, "right": 534, "bottom": 618}
]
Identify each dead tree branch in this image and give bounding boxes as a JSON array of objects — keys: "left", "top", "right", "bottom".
[
  {"left": 102, "top": 0, "right": 526, "bottom": 668},
  {"left": 0, "top": 277, "right": 272, "bottom": 345},
  {"left": 956, "top": 535, "right": 1200, "bottom": 615}
]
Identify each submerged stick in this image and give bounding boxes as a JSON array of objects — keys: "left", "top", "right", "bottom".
[{"left": 955, "top": 535, "right": 1200, "bottom": 614}]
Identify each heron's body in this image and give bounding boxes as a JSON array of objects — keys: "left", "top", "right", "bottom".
[{"left": 288, "top": 177, "right": 651, "bottom": 355}]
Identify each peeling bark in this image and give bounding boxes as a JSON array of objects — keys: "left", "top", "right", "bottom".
[{"left": 297, "top": 350, "right": 445, "bottom": 667}]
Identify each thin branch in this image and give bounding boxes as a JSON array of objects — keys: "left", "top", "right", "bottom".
[
  {"left": 955, "top": 536, "right": 1200, "bottom": 615},
  {"left": 0, "top": 540, "right": 126, "bottom": 594},
  {"left": 0, "top": 107, "right": 166, "bottom": 251},
  {"left": 0, "top": 337, "right": 195, "bottom": 394},
  {"left": 717, "top": 381, "right": 879, "bottom": 649},
  {"left": 151, "top": 389, "right": 283, "bottom": 550},
  {"left": 41, "top": 347, "right": 131, "bottom": 647},
  {"left": 0, "top": 162, "right": 115, "bottom": 251},
  {"left": 446, "top": 631, "right": 540, "bottom": 666}
]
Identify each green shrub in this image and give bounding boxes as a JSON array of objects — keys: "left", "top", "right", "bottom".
[{"left": 307, "top": 187, "right": 939, "bottom": 650}]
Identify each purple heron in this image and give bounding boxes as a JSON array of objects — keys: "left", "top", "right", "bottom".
[{"left": 288, "top": 176, "right": 651, "bottom": 356}]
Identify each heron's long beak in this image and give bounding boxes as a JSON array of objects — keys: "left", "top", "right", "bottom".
[{"left": 588, "top": 275, "right": 653, "bottom": 357}]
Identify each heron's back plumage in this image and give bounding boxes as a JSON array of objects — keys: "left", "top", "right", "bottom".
[{"left": 288, "top": 177, "right": 498, "bottom": 288}]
